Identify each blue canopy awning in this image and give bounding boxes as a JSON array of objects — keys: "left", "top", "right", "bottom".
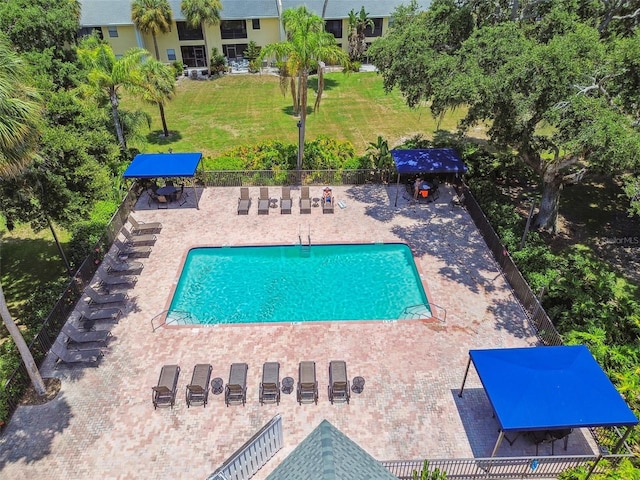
[
  {"left": 469, "top": 345, "right": 637, "bottom": 432},
  {"left": 460, "top": 345, "right": 638, "bottom": 457},
  {"left": 391, "top": 148, "right": 467, "bottom": 175},
  {"left": 122, "top": 152, "right": 203, "bottom": 178}
]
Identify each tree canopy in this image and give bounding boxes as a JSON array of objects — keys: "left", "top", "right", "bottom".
[{"left": 368, "top": 0, "right": 640, "bottom": 230}]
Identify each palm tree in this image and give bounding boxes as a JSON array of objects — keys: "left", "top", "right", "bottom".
[
  {"left": 131, "top": 0, "right": 173, "bottom": 61},
  {"left": 0, "top": 34, "right": 47, "bottom": 396},
  {"left": 77, "top": 38, "right": 148, "bottom": 151},
  {"left": 139, "top": 59, "right": 176, "bottom": 137},
  {"left": 347, "top": 7, "right": 374, "bottom": 62},
  {"left": 259, "top": 6, "right": 347, "bottom": 170},
  {"left": 181, "top": 0, "right": 222, "bottom": 70}
]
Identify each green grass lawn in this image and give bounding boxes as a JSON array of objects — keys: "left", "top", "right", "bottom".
[{"left": 129, "top": 71, "right": 470, "bottom": 157}]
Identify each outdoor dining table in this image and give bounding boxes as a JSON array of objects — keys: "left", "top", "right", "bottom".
[{"left": 156, "top": 185, "right": 178, "bottom": 200}]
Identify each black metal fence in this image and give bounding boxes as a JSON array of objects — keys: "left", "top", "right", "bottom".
[
  {"left": 0, "top": 188, "right": 138, "bottom": 421},
  {"left": 457, "top": 183, "right": 564, "bottom": 347},
  {"left": 199, "top": 168, "right": 388, "bottom": 187}
]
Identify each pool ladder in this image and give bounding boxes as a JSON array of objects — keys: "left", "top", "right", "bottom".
[{"left": 299, "top": 224, "right": 311, "bottom": 256}]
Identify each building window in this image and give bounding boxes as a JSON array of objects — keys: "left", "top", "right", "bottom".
[
  {"left": 252, "top": 19, "right": 260, "bottom": 30},
  {"left": 177, "top": 21, "right": 203, "bottom": 41},
  {"left": 115, "top": 54, "right": 123, "bottom": 60},
  {"left": 77, "top": 27, "right": 103, "bottom": 39},
  {"left": 220, "top": 20, "right": 247, "bottom": 39},
  {"left": 181, "top": 46, "right": 207, "bottom": 67},
  {"left": 167, "top": 49, "right": 176, "bottom": 61},
  {"left": 364, "top": 18, "right": 383, "bottom": 37},
  {"left": 108, "top": 26, "right": 118, "bottom": 37},
  {"left": 222, "top": 44, "right": 248, "bottom": 60},
  {"left": 324, "top": 19, "right": 342, "bottom": 38}
]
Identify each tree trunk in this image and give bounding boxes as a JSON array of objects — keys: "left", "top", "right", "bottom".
[
  {"left": 298, "top": 72, "right": 308, "bottom": 170},
  {"left": 110, "top": 92, "right": 127, "bottom": 151},
  {"left": 0, "top": 283, "right": 46, "bottom": 396},
  {"left": 533, "top": 165, "right": 563, "bottom": 233},
  {"left": 314, "top": 63, "right": 324, "bottom": 113},
  {"left": 158, "top": 102, "right": 169, "bottom": 137},
  {"left": 201, "top": 21, "right": 209, "bottom": 69},
  {"left": 290, "top": 77, "right": 298, "bottom": 115},
  {"left": 152, "top": 33, "right": 160, "bottom": 60}
]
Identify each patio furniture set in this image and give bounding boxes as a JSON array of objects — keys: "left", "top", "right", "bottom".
[
  {"left": 147, "top": 181, "right": 189, "bottom": 208},
  {"left": 151, "top": 360, "right": 364, "bottom": 409},
  {"left": 49, "top": 216, "right": 162, "bottom": 368},
  {"left": 238, "top": 186, "right": 342, "bottom": 215}
]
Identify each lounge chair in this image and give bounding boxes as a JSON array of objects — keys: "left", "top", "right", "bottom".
[
  {"left": 128, "top": 215, "right": 162, "bottom": 235},
  {"left": 104, "top": 257, "right": 144, "bottom": 276},
  {"left": 96, "top": 271, "right": 138, "bottom": 292},
  {"left": 280, "top": 187, "right": 292, "bottom": 214},
  {"left": 62, "top": 323, "right": 111, "bottom": 345},
  {"left": 225, "top": 363, "right": 248, "bottom": 406},
  {"left": 258, "top": 187, "right": 270, "bottom": 215},
  {"left": 300, "top": 186, "right": 311, "bottom": 214},
  {"left": 51, "top": 340, "right": 102, "bottom": 367},
  {"left": 152, "top": 365, "right": 180, "bottom": 409},
  {"left": 328, "top": 360, "right": 350, "bottom": 404},
  {"left": 114, "top": 238, "right": 151, "bottom": 259},
  {"left": 76, "top": 304, "right": 122, "bottom": 325},
  {"left": 237, "top": 187, "right": 251, "bottom": 215},
  {"left": 186, "top": 363, "right": 212, "bottom": 408},
  {"left": 85, "top": 286, "right": 127, "bottom": 308},
  {"left": 322, "top": 194, "right": 335, "bottom": 214},
  {"left": 122, "top": 227, "right": 156, "bottom": 246},
  {"left": 259, "top": 362, "right": 281, "bottom": 405},
  {"left": 297, "top": 361, "right": 318, "bottom": 405}
]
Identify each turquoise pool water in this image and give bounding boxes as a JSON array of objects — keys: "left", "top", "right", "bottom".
[{"left": 167, "top": 243, "right": 429, "bottom": 324}]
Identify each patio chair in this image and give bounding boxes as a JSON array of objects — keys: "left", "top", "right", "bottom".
[
  {"left": 174, "top": 185, "right": 187, "bottom": 206},
  {"left": 225, "top": 363, "right": 248, "bottom": 406},
  {"left": 280, "top": 187, "right": 292, "bottom": 214},
  {"left": 322, "top": 193, "right": 335, "bottom": 214},
  {"left": 62, "top": 323, "right": 111, "bottom": 345},
  {"left": 50, "top": 340, "right": 103, "bottom": 368},
  {"left": 114, "top": 238, "right": 151, "bottom": 259},
  {"left": 128, "top": 215, "right": 162, "bottom": 235},
  {"left": 104, "top": 257, "right": 144, "bottom": 276},
  {"left": 300, "top": 186, "right": 311, "bottom": 214},
  {"left": 152, "top": 364, "right": 180, "bottom": 409},
  {"left": 122, "top": 227, "right": 156, "bottom": 247},
  {"left": 548, "top": 428, "right": 573, "bottom": 454},
  {"left": 156, "top": 194, "right": 169, "bottom": 209},
  {"left": 237, "top": 187, "right": 251, "bottom": 215},
  {"left": 259, "top": 362, "right": 281, "bottom": 405},
  {"left": 258, "top": 187, "right": 270, "bottom": 215},
  {"left": 147, "top": 189, "right": 159, "bottom": 207},
  {"left": 297, "top": 361, "right": 318, "bottom": 405},
  {"left": 84, "top": 285, "right": 127, "bottom": 307},
  {"left": 76, "top": 304, "right": 122, "bottom": 325},
  {"left": 96, "top": 271, "right": 138, "bottom": 292},
  {"left": 328, "top": 360, "right": 350, "bottom": 404},
  {"left": 186, "top": 363, "right": 212, "bottom": 408}
]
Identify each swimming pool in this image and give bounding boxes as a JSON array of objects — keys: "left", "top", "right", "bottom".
[{"left": 167, "top": 243, "right": 429, "bottom": 325}]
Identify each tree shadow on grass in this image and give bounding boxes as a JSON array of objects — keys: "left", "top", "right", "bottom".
[
  {"left": 281, "top": 105, "right": 313, "bottom": 117},
  {"left": 307, "top": 76, "right": 339, "bottom": 92},
  {"left": 145, "top": 130, "right": 183, "bottom": 147}
]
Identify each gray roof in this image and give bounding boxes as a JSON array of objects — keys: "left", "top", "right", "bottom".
[
  {"left": 265, "top": 420, "right": 398, "bottom": 480},
  {"left": 79, "top": 0, "right": 430, "bottom": 26}
]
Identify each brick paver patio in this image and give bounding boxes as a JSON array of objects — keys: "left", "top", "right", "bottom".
[{"left": 0, "top": 185, "right": 598, "bottom": 479}]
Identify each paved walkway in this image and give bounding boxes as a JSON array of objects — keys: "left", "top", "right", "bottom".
[{"left": 0, "top": 185, "right": 597, "bottom": 479}]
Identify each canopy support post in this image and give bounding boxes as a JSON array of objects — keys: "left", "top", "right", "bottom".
[
  {"left": 459, "top": 355, "right": 472, "bottom": 397},
  {"left": 192, "top": 179, "right": 199, "bottom": 210},
  {"left": 491, "top": 430, "right": 505, "bottom": 457},
  {"left": 394, "top": 172, "right": 400, "bottom": 207}
]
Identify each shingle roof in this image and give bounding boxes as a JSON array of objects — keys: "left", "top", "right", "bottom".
[
  {"left": 79, "top": 0, "right": 430, "bottom": 26},
  {"left": 265, "top": 420, "right": 398, "bottom": 480}
]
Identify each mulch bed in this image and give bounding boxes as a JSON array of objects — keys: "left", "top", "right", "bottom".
[{"left": 19, "top": 378, "right": 61, "bottom": 406}]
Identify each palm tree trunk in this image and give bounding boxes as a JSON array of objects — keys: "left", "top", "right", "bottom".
[
  {"left": 290, "top": 77, "right": 298, "bottom": 115},
  {"left": 152, "top": 33, "right": 160, "bottom": 60},
  {"left": 0, "top": 283, "right": 46, "bottom": 396},
  {"left": 298, "top": 71, "right": 309, "bottom": 170},
  {"left": 201, "top": 21, "right": 210, "bottom": 70},
  {"left": 110, "top": 91, "right": 127, "bottom": 151},
  {"left": 158, "top": 102, "right": 169, "bottom": 137}
]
